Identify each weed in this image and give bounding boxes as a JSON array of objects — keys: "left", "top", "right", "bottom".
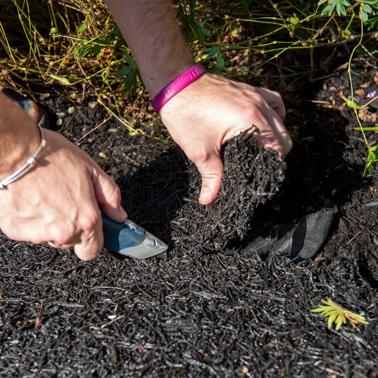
[
  {"left": 0, "top": 1, "right": 377, "bottom": 149},
  {"left": 311, "top": 298, "right": 369, "bottom": 330},
  {"left": 312, "top": 0, "right": 378, "bottom": 173}
]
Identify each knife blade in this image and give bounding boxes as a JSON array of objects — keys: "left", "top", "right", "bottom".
[{"left": 102, "top": 214, "right": 168, "bottom": 259}]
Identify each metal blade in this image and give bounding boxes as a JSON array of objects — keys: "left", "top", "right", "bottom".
[{"left": 102, "top": 215, "right": 168, "bottom": 259}]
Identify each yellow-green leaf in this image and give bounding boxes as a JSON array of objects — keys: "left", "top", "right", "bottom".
[
  {"left": 327, "top": 311, "right": 337, "bottom": 329},
  {"left": 311, "top": 298, "right": 368, "bottom": 330},
  {"left": 335, "top": 314, "right": 346, "bottom": 330},
  {"left": 342, "top": 96, "right": 360, "bottom": 109}
]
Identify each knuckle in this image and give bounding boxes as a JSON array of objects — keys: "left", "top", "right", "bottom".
[
  {"left": 49, "top": 221, "right": 75, "bottom": 244},
  {"left": 54, "top": 230, "right": 72, "bottom": 245},
  {"left": 251, "top": 92, "right": 264, "bottom": 104},
  {"left": 248, "top": 106, "right": 264, "bottom": 123},
  {"left": 80, "top": 211, "right": 100, "bottom": 233},
  {"left": 272, "top": 90, "right": 282, "bottom": 99},
  {"left": 187, "top": 149, "right": 210, "bottom": 166}
]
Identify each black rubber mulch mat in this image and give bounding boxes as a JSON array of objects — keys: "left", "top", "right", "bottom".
[{"left": 1, "top": 63, "right": 378, "bottom": 377}]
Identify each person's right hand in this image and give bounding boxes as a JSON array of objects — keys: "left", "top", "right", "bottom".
[
  {"left": 160, "top": 74, "right": 292, "bottom": 205},
  {"left": 0, "top": 111, "right": 127, "bottom": 261}
]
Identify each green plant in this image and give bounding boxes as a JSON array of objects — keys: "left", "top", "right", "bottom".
[
  {"left": 311, "top": 298, "right": 369, "bottom": 330},
  {"left": 1, "top": 1, "right": 377, "bottom": 140},
  {"left": 365, "top": 144, "right": 378, "bottom": 174},
  {"left": 345, "top": 92, "right": 378, "bottom": 175},
  {"left": 0, "top": 0, "right": 145, "bottom": 136},
  {"left": 359, "top": 0, "right": 378, "bottom": 21},
  {"left": 318, "top": 0, "right": 352, "bottom": 16},
  {"left": 319, "top": 1, "right": 378, "bottom": 175},
  {"left": 318, "top": 0, "right": 378, "bottom": 21},
  {"left": 340, "top": 10, "right": 378, "bottom": 175}
]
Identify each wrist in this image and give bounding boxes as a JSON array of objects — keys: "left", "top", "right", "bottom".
[
  {"left": 152, "top": 63, "right": 207, "bottom": 113},
  {"left": 0, "top": 127, "right": 40, "bottom": 178},
  {"left": 0, "top": 96, "right": 40, "bottom": 177},
  {"left": 145, "top": 60, "right": 194, "bottom": 99}
]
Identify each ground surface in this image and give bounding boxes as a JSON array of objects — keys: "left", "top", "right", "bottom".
[{"left": 1, "top": 61, "right": 378, "bottom": 377}]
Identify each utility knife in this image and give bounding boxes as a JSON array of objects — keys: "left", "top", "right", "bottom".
[{"left": 102, "top": 214, "right": 168, "bottom": 259}]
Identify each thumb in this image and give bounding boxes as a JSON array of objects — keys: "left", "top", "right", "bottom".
[
  {"left": 195, "top": 154, "right": 224, "bottom": 205},
  {"left": 92, "top": 169, "right": 127, "bottom": 222}
]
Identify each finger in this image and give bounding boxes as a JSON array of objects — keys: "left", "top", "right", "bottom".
[
  {"left": 233, "top": 103, "right": 278, "bottom": 153},
  {"left": 74, "top": 216, "right": 103, "bottom": 261},
  {"left": 195, "top": 154, "right": 224, "bottom": 205},
  {"left": 92, "top": 169, "right": 127, "bottom": 223},
  {"left": 1, "top": 221, "right": 78, "bottom": 246},
  {"left": 258, "top": 105, "right": 292, "bottom": 158},
  {"left": 254, "top": 87, "right": 286, "bottom": 122},
  {"left": 269, "top": 108, "right": 292, "bottom": 157},
  {"left": 245, "top": 92, "right": 291, "bottom": 158}
]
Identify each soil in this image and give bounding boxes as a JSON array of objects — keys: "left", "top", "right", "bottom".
[
  {"left": 0, "top": 60, "right": 378, "bottom": 377},
  {"left": 126, "top": 129, "right": 285, "bottom": 255}
]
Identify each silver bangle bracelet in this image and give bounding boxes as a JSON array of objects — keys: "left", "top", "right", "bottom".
[{"left": 0, "top": 122, "right": 46, "bottom": 190}]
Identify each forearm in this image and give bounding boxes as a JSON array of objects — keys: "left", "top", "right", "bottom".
[
  {"left": 105, "top": 0, "right": 193, "bottom": 97},
  {"left": 0, "top": 93, "right": 39, "bottom": 175}
]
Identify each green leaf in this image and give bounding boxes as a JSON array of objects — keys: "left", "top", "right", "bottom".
[
  {"left": 321, "top": 4, "right": 335, "bottom": 15},
  {"left": 74, "top": 40, "right": 105, "bottom": 59},
  {"left": 311, "top": 306, "right": 328, "bottom": 313},
  {"left": 117, "top": 65, "right": 138, "bottom": 92},
  {"left": 363, "top": 4, "right": 372, "bottom": 13},
  {"left": 335, "top": 314, "right": 346, "bottom": 330},
  {"left": 342, "top": 96, "right": 360, "bottom": 109},
  {"left": 289, "top": 16, "right": 300, "bottom": 25},
  {"left": 355, "top": 126, "right": 378, "bottom": 132},
  {"left": 77, "top": 24, "right": 87, "bottom": 33},
  {"left": 191, "top": 20, "right": 210, "bottom": 45},
  {"left": 364, "top": 160, "right": 373, "bottom": 175},
  {"left": 327, "top": 311, "right": 338, "bottom": 329},
  {"left": 203, "top": 46, "right": 225, "bottom": 72},
  {"left": 311, "top": 298, "right": 368, "bottom": 330},
  {"left": 365, "top": 16, "right": 378, "bottom": 29},
  {"left": 359, "top": 1, "right": 378, "bottom": 21},
  {"left": 319, "top": 0, "right": 352, "bottom": 16},
  {"left": 336, "top": 2, "right": 344, "bottom": 15}
]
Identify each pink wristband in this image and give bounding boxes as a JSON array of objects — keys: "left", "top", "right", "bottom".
[{"left": 152, "top": 63, "right": 207, "bottom": 112}]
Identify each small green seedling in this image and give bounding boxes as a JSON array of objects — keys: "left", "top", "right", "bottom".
[
  {"left": 343, "top": 95, "right": 378, "bottom": 111},
  {"left": 342, "top": 96, "right": 361, "bottom": 110},
  {"left": 343, "top": 91, "right": 378, "bottom": 174},
  {"left": 311, "top": 298, "right": 369, "bottom": 330},
  {"left": 364, "top": 144, "right": 378, "bottom": 175}
]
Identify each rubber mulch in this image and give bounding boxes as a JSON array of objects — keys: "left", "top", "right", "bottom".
[{"left": 0, "top": 63, "right": 377, "bottom": 377}]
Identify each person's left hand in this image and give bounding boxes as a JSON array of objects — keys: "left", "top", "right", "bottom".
[{"left": 160, "top": 73, "right": 292, "bottom": 205}]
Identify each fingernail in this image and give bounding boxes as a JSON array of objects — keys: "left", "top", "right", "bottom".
[{"left": 199, "top": 190, "right": 211, "bottom": 204}]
